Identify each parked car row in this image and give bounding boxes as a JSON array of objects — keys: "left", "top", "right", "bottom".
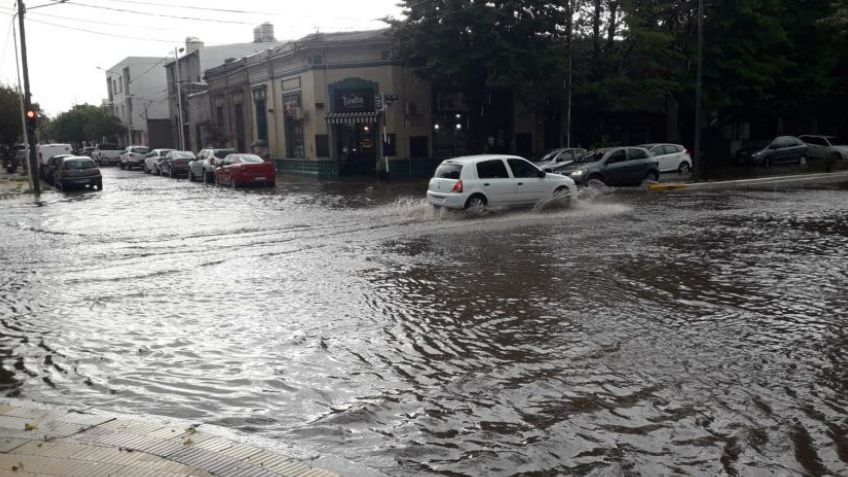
[
  {"left": 132, "top": 147, "right": 276, "bottom": 188},
  {"left": 534, "top": 143, "right": 693, "bottom": 176},
  {"left": 734, "top": 135, "right": 848, "bottom": 166}
]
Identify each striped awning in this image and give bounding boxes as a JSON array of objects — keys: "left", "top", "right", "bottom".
[{"left": 325, "top": 111, "right": 381, "bottom": 124}]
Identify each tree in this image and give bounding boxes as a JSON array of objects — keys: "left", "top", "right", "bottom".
[
  {"left": 389, "top": 0, "right": 564, "bottom": 152},
  {"left": 50, "top": 104, "right": 125, "bottom": 144},
  {"left": 0, "top": 84, "right": 24, "bottom": 147}
]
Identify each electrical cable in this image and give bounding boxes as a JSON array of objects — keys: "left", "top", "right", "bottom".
[
  {"left": 103, "top": 0, "right": 281, "bottom": 16},
  {"left": 59, "top": 1, "right": 253, "bottom": 25},
  {"left": 24, "top": 16, "right": 184, "bottom": 42}
]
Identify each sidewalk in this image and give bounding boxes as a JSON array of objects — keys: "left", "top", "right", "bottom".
[
  {"left": 0, "top": 400, "right": 377, "bottom": 477},
  {"left": 0, "top": 169, "right": 31, "bottom": 199},
  {"left": 648, "top": 170, "right": 848, "bottom": 192}
]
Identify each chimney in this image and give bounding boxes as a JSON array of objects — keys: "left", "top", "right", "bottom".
[
  {"left": 185, "top": 37, "right": 204, "bottom": 54},
  {"left": 253, "top": 22, "right": 275, "bottom": 43}
]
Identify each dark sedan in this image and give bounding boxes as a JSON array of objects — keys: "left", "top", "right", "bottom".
[
  {"left": 734, "top": 136, "right": 809, "bottom": 166},
  {"left": 53, "top": 156, "right": 102, "bottom": 191},
  {"left": 160, "top": 151, "right": 196, "bottom": 178},
  {"left": 553, "top": 147, "right": 659, "bottom": 187}
]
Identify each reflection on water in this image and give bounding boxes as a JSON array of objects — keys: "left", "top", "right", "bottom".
[{"left": 1, "top": 169, "right": 847, "bottom": 475}]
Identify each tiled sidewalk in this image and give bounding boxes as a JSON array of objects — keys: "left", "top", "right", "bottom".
[{"left": 0, "top": 402, "right": 342, "bottom": 477}]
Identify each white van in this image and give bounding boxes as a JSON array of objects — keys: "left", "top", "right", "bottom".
[{"left": 37, "top": 143, "right": 73, "bottom": 167}]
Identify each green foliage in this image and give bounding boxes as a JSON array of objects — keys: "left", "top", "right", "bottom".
[
  {"left": 0, "top": 84, "right": 23, "bottom": 147},
  {"left": 49, "top": 104, "right": 125, "bottom": 144}
]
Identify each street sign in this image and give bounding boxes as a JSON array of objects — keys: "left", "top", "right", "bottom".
[{"left": 383, "top": 94, "right": 399, "bottom": 103}]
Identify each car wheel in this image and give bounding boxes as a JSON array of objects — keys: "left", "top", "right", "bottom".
[
  {"left": 678, "top": 162, "right": 691, "bottom": 175},
  {"left": 464, "top": 194, "right": 486, "bottom": 211},
  {"left": 645, "top": 170, "right": 659, "bottom": 182},
  {"left": 587, "top": 174, "right": 605, "bottom": 186}
]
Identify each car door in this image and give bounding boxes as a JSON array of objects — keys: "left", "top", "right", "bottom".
[
  {"left": 475, "top": 158, "right": 515, "bottom": 205},
  {"left": 507, "top": 158, "right": 548, "bottom": 203},
  {"left": 786, "top": 137, "right": 806, "bottom": 163},
  {"left": 625, "top": 148, "right": 654, "bottom": 183},
  {"left": 800, "top": 136, "right": 825, "bottom": 159},
  {"left": 601, "top": 149, "right": 629, "bottom": 185}
]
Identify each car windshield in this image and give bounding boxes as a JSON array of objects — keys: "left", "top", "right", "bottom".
[
  {"left": 130, "top": 147, "right": 149, "bottom": 154},
  {"left": 434, "top": 162, "right": 462, "bottom": 179},
  {"left": 576, "top": 149, "right": 607, "bottom": 163},
  {"left": 98, "top": 144, "right": 119, "bottom": 150},
  {"left": 64, "top": 158, "right": 96, "bottom": 169},
  {"left": 215, "top": 149, "right": 237, "bottom": 158},
  {"left": 536, "top": 150, "right": 560, "bottom": 163}
]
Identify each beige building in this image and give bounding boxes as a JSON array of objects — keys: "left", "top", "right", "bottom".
[{"left": 202, "top": 29, "right": 551, "bottom": 179}]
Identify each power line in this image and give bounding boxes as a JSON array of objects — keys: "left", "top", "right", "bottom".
[
  {"left": 60, "top": 1, "right": 253, "bottom": 25},
  {"left": 25, "top": 8, "right": 175, "bottom": 31},
  {"left": 24, "top": 16, "right": 184, "bottom": 42},
  {"left": 104, "top": 0, "right": 281, "bottom": 16},
  {"left": 129, "top": 56, "right": 169, "bottom": 83}
]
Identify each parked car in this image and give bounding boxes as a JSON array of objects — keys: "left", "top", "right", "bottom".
[
  {"left": 214, "top": 153, "right": 276, "bottom": 188},
  {"left": 160, "top": 150, "right": 196, "bottom": 178},
  {"left": 143, "top": 149, "right": 174, "bottom": 174},
  {"left": 41, "top": 154, "right": 72, "bottom": 183},
  {"left": 426, "top": 155, "right": 576, "bottom": 210},
  {"left": 77, "top": 146, "right": 95, "bottom": 157},
  {"left": 799, "top": 135, "right": 848, "bottom": 161},
  {"left": 637, "top": 143, "right": 692, "bottom": 174},
  {"left": 534, "top": 148, "right": 587, "bottom": 172},
  {"left": 553, "top": 147, "right": 659, "bottom": 186},
  {"left": 119, "top": 145, "right": 150, "bottom": 170},
  {"left": 53, "top": 156, "right": 102, "bottom": 191},
  {"left": 92, "top": 143, "right": 122, "bottom": 166},
  {"left": 190, "top": 148, "right": 237, "bottom": 182},
  {"left": 734, "top": 136, "right": 808, "bottom": 166}
]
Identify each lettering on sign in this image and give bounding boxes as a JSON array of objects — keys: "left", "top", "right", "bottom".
[
  {"left": 342, "top": 93, "right": 365, "bottom": 108},
  {"left": 333, "top": 88, "right": 375, "bottom": 112}
]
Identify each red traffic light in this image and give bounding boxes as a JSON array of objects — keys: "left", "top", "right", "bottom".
[{"left": 26, "top": 110, "right": 37, "bottom": 120}]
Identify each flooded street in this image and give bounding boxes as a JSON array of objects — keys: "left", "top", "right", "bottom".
[{"left": 1, "top": 168, "right": 847, "bottom": 476}]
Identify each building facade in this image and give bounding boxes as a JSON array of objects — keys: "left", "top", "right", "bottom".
[
  {"left": 164, "top": 31, "right": 283, "bottom": 152},
  {"left": 104, "top": 56, "right": 170, "bottom": 147},
  {"left": 188, "top": 29, "right": 554, "bottom": 179}
]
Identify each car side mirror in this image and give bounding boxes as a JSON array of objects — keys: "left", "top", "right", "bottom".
[{"left": 538, "top": 170, "right": 546, "bottom": 178}]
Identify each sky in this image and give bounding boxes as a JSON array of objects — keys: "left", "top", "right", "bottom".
[{"left": 0, "top": 0, "right": 404, "bottom": 116}]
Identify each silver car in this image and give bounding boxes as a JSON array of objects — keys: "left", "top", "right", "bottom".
[
  {"left": 189, "top": 148, "right": 237, "bottom": 183},
  {"left": 799, "top": 135, "right": 848, "bottom": 161},
  {"left": 143, "top": 149, "right": 174, "bottom": 175},
  {"left": 119, "top": 145, "right": 150, "bottom": 170},
  {"left": 535, "top": 148, "right": 586, "bottom": 172}
]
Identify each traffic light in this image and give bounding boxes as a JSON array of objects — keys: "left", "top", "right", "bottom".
[{"left": 25, "top": 110, "right": 37, "bottom": 129}]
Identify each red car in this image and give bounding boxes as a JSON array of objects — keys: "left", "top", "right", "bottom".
[{"left": 214, "top": 153, "right": 276, "bottom": 188}]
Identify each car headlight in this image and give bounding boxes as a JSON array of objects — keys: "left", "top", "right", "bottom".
[{"left": 570, "top": 169, "right": 585, "bottom": 176}]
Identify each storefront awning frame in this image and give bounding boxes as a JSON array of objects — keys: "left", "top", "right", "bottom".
[{"left": 325, "top": 111, "right": 381, "bottom": 125}]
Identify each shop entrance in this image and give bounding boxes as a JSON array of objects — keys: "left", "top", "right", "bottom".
[{"left": 335, "top": 122, "right": 377, "bottom": 176}]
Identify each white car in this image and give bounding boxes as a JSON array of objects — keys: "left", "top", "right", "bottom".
[
  {"left": 799, "top": 135, "right": 848, "bottom": 161},
  {"left": 190, "top": 148, "right": 237, "bottom": 182},
  {"left": 426, "top": 155, "right": 577, "bottom": 210},
  {"left": 638, "top": 143, "right": 692, "bottom": 174},
  {"left": 143, "top": 149, "right": 173, "bottom": 174},
  {"left": 119, "top": 145, "right": 150, "bottom": 170}
]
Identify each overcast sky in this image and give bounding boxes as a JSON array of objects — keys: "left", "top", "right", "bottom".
[{"left": 0, "top": 0, "right": 403, "bottom": 116}]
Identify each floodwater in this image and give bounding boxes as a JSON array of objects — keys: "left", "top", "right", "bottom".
[{"left": 1, "top": 168, "right": 847, "bottom": 476}]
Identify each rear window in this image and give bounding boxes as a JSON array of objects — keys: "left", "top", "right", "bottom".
[
  {"left": 434, "top": 162, "right": 463, "bottom": 179},
  {"left": 237, "top": 155, "right": 264, "bottom": 163},
  {"left": 214, "top": 149, "right": 237, "bottom": 158},
  {"left": 130, "top": 147, "right": 150, "bottom": 154},
  {"left": 98, "top": 144, "right": 119, "bottom": 150},
  {"left": 64, "top": 159, "right": 96, "bottom": 169}
]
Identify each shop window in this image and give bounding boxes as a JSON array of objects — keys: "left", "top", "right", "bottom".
[
  {"left": 283, "top": 93, "right": 305, "bottom": 158},
  {"left": 383, "top": 134, "right": 396, "bottom": 157}
]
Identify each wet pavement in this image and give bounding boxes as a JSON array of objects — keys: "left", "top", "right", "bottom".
[{"left": 1, "top": 167, "right": 848, "bottom": 476}]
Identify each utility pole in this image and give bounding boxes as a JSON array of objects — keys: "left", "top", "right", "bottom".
[
  {"left": 174, "top": 47, "right": 185, "bottom": 150},
  {"left": 17, "top": 0, "right": 39, "bottom": 195},
  {"left": 693, "top": 0, "right": 705, "bottom": 181}
]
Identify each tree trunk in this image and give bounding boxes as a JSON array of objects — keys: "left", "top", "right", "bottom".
[
  {"left": 607, "top": 1, "right": 618, "bottom": 51},
  {"left": 592, "top": 0, "right": 602, "bottom": 77}
]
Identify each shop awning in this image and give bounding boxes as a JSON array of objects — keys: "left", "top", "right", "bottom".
[{"left": 325, "top": 111, "right": 381, "bottom": 124}]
